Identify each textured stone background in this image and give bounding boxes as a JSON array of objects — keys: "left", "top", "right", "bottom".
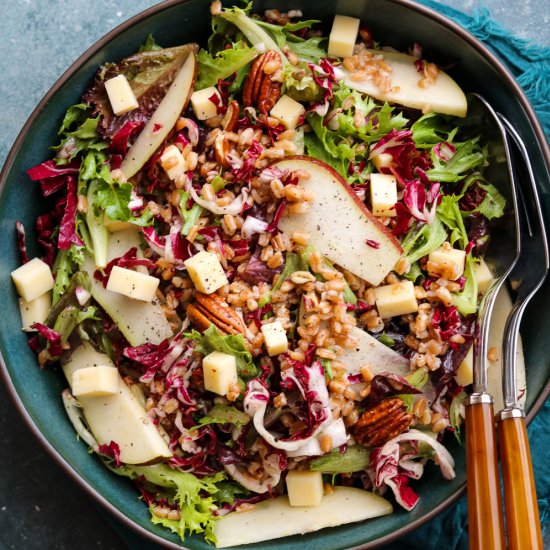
[{"left": 0, "top": 1, "right": 548, "bottom": 549}]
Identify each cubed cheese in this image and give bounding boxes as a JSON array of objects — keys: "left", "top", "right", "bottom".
[
  {"left": 190, "top": 86, "right": 222, "bottom": 120},
  {"left": 455, "top": 345, "right": 473, "bottom": 387},
  {"left": 370, "top": 173, "right": 397, "bottom": 217},
  {"left": 202, "top": 351, "right": 238, "bottom": 396},
  {"left": 372, "top": 153, "right": 393, "bottom": 171},
  {"left": 104, "top": 74, "right": 139, "bottom": 116},
  {"left": 106, "top": 266, "right": 159, "bottom": 302},
  {"left": 184, "top": 251, "right": 228, "bottom": 294},
  {"left": 261, "top": 321, "right": 288, "bottom": 356},
  {"left": 269, "top": 95, "right": 306, "bottom": 130},
  {"left": 160, "top": 144, "right": 187, "bottom": 181},
  {"left": 327, "top": 15, "right": 360, "bottom": 58},
  {"left": 286, "top": 470, "right": 324, "bottom": 507},
  {"left": 427, "top": 243, "right": 466, "bottom": 280},
  {"left": 72, "top": 365, "right": 120, "bottom": 397},
  {"left": 374, "top": 280, "right": 418, "bottom": 318},
  {"left": 11, "top": 257, "right": 55, "bottom": 302},
  {"left": 19, "top": 292, "right": 52, "bottom": 331},
  {"left": 473, "top": 257, "right": 493, "bottom": 294}
]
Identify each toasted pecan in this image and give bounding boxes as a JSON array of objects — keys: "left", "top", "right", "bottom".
[
  {"left": 242, "top": 51, "right": 282, "bottom": 113},
  {"left": 353, "top": 397, "right": 412, "bottom": 448},
  {"left": 187, "top": 292, "right": 246, "bottom": 335}
]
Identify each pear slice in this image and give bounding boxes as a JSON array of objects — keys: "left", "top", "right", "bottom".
[
  {"left": 340, "top": 49, "right": 467, "bottom": 117},
  {"left": 213, "top": 486, "right": 392, "bottom": 548},
  {"left": 82, "top": 229, "right": 173, "bottom": 346},
  {"left": 63, "top": 343, "right": 172, "bottom": 464},
  {"left": 120, "top": 48, "right": 197, "bottom": 179},
  {"left": 340, "top": 326, "right": 409, "bottom": 376},
  {"left": 275, "top": 156, "right": 402, "bottom": 286}
]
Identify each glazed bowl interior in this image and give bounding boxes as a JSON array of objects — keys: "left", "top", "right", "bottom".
[{"left": 0, "top": 0, "right": 549, "bottom": 549}]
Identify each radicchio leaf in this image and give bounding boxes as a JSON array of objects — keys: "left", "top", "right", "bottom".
[{"left": 58, "top": 176, "right": 84, "bottom": 250}]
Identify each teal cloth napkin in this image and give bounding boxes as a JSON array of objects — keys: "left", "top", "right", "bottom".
[{"left": 112, "top": 2, "right": 550, "bottom": 548}]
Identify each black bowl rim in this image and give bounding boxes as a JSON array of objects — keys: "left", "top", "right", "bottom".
[{"left": 1, "top": 0, "right": 549, "bottom": 548}]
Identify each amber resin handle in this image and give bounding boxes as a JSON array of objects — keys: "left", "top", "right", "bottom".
[
  {"left": 465, "top": 397, "right": 505, "bottom": 550},
  {"left": 498, "top": 412, "right": 543, "bottom": 550}
]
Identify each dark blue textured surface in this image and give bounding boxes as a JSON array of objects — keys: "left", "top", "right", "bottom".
[{"left": 0, "top": 1, "right": 548, "bottom": 549}]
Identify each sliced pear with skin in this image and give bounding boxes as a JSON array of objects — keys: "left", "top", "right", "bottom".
[
  {"left": 341, "top": 326, "right": 409, "bottom": 376},
  {"left": 120, "top": 47, "right": 197, "bottom": 179},
  {"left": 339, "top": 49, "right": 467, "bottom": 117},
  {"left": 63, "top": 343, "right": 172, "bottom": 464},
  {"left": 276, "top": 156, "right": 402, "bottom": 287},
  {"left": 83, "top": 229, "right": 173, "bottom": 346},
  {"left": 213, "top": 487, "right": 393, "bottom": 548}
]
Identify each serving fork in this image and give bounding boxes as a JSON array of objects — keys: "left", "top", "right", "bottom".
[
  {"left": 495, "top": 117, "right": 548, "bottom": 550},
  {"left": 463, "top": 94, "right": 520, "bottom": 550}
]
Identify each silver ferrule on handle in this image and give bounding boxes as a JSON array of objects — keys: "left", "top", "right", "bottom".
[
  {"left": 466, "top": 392, "right": 494, "bottom": 406},
  {"left": 496, "top": 407, "right": 525, "bottom": 421}
]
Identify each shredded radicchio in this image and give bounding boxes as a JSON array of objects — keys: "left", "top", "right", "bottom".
[
  {"left": 15, "top": 221, "right": 29, "bottom": 264},
  {"left": 109, "top": 121, "right": 144, "bottom": 155},
  {"left": 58, "top": 176, "right": 84, "bottom": 250},
  {"left": 98, "top": 441, "right": 122, "bottom": 467},
  {"left": 26, "top": 160, "right": 80, "bottom": 197},
  {"left": 30, "top": 323, "right": 63, "bottom": 360}
]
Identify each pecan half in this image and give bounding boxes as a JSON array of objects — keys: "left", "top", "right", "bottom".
[
  {"left": 187, "top": 292, "right": 246, "bottom": 335},
  {"left": 242, "top": 51, "right": 282, "bottom": 113},
  {"left": 353, "top": 397, "right": 412, "bottom": 448}
]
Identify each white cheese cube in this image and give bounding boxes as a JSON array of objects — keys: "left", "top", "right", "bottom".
[
  {"left": 160, "top": 144, "right": 187, "bottom": 181},
  {"left": 374, "top": 280, "right": 418, "bottom": 318},
  {"left": 190, "top": 87, "right": 222, "bottom": 120},
  {"left": 327, "top": 15, "right": 360, "bottom": 58},
  {"left": 72, "top": 365, "right": 120, "bottom": 397},
  {"left": 286, "top": 470, "right": 324, "bottom": 507},
  {"left": 104, "top": 74, "right": 139, "bottom": 116},
  {"left": 370, "top": 173, "right": 397, "bottom": 217},
  {"left": 202, "top": 351, "right": 238, "bottom": 396},
  {"left": 19, "top": 292, "right": 52, "bottom": 331},
  {"left": 455, "top": 345, "right": 473, "bottom": 387},
  {"left": 270, "top": 95, "right": 306, "bottom": 130},
  {"left": 372, "top": 153, "right": 393, "bottom": 171},
  {"left": 11, "top": 257, "right": 55, "bottom": 302},
  {"left": 428, "top": 243, "right": 466, "bottom": 280},
  {"left": 473, "top": 257, "right": 493, "bottom": 294},
  {"left": 184, "top": 251, "right": 228, "bottom": 294},
  {"left": 106, "top": 266, "right": 159, "bottom": 302},
  {"left": 261, "top": 321, "right": 288, "bottom": 356}
]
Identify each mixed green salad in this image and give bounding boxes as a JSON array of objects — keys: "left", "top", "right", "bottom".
[{"left": 10, "top": 2, "right": 507, "bottom": 547}]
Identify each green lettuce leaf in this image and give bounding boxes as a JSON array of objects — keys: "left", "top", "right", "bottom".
[
  {"left": 271, "top": 252, "right": 309, "bottom": 293},
  {"left": 193, "top": 404, "right": 250, "bottom": 429},
  {"left": 213, "top": 481, "right": 251, "bottom": 506},
  {"left": 401, "top": 217, "right": 447, "bottom": 264},
  {"left": 306, "top": 114, "right": 355, "bottom": 177},
  {"left": 186, "top": 324, "right": 257, "bottom": 378},
  {"left": 411, "top": 112, "right": 457, "bottom": 149},
  {"left": 52, "top": 245, "right": 84, "bottom": 304},
  {"left": 426, "top": 137, "right": 485, "bottom": 182},
  {"left": 332, "top": 85, "right": 408, "bottom": 145},
  {"left": 310, "top": 445, "right": 370, "bottom": 473},
  {"left": 460, "top": 177, "right": 506, "bottom": 220},
  {"left": 179, "top": 190, "right": 204, "bottom": 236},
  {"left": 452, "top": 253, "right": 478, "bottom": 315},
  {"left": 115, "top": 464, "right": 225, "bottom": 543},
  {"left": 196, "top": 45, "right": 258, "bottom": 90},
  {"left": 437, "top": 194, "right": 469, "bottom": 249},
  {"left": 138, "top": 34, "right": 163, "bottom": 52},
  {"left": 449, "top": 390, "right": 467, "bottom": 443}
]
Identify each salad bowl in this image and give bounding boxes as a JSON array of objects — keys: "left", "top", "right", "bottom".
[{"left": 0, "top": 0, "right": 549, "bottom": 549}]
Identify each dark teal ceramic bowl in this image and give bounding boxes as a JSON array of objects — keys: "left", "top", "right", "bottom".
[{"left": 1, "top": 1, "right": 549, "bottom": 548}]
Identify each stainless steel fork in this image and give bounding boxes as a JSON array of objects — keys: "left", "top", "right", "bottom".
[{"left": 496, "top": 117, "right": 549, "bottom": 550}]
